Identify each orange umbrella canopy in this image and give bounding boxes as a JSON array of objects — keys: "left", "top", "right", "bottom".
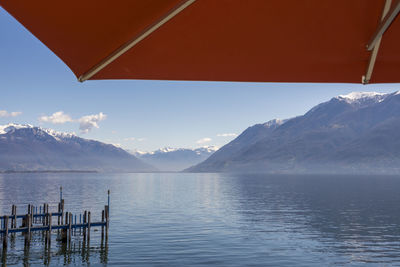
[{"left": 1, "top": 0, "right": 399, "bottom": 83}]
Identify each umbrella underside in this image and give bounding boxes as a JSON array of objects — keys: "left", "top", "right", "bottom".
[{"left": 1, "top": 0, "right": 399, "bottom": 83}]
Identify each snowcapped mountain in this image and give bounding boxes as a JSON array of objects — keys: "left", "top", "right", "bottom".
[
  {"left": 263, "top": 118, "right": 287, "bottom": 127},
  {"left": 0, "top": 124, "right": 155, "bottom": 172},
  {"left": 335, "top": 91, "right": 389, "bottom": 108},
  {"left": 132, "top": 146, "right": 219, "bottom": 172},
  {"left": 0, "top": 123, "right": 76, "bottom": 140},
  {"left": 187, "top": 91, "right": 400, "bottom": 174}
]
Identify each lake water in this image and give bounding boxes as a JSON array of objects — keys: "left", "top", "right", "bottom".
[{"left": 1, "top": 173, "right": 400, "bottom": 266}]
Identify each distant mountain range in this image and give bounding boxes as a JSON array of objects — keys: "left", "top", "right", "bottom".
[
  {"left": 132, "top": 146, "right": 218, "bottom": 171},
  {"left": 187, "top": 91, "right": 400, "bottom": 174},
  {"left": 0, "top": 124, "right": 155, "bottom": 172}
]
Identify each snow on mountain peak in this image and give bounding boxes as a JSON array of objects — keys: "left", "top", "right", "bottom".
[
  {"left": 336, "top": 92, "right": 388, "bottom": 104},
  {"left": 196, "top": 146, "right": 219, "bottom": 153},
  {"left": 263, "top": 119, "right": 287, "bottom": 128},
  {"left": 0, "top": 123, "right": 33, "bottom": 134},
  {"left": 0, "top": 123, "right": 76, "bottom": 139},
  {"left": 43, "top": 128, "right": 76, "bottom": 140},
  {"left": 131, "top": 149, "right": 148, "bottom": 155},
  {"left": 158, "top": 147, "right": 179, "bottom": 153},
  {"left": 132, "top": 146, "right": 219, "bottom": 156}
]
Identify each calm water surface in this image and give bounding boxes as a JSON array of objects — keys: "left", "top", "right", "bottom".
[{"left": 1, "top": 173, "right": 400, "bottom": 266}]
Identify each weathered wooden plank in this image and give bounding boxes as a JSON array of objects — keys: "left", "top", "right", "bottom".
[
  {"left": 0, "top": 221, "right": 106, "bottom": 234},
  {"left": 1, "top": 212, "right": 64, "bottom": 220}
]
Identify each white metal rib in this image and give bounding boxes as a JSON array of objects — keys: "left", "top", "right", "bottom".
[
  {"left": 367, "top": 0, "right": 400, "bottom": 51},
  {"left": 78, "top": 0, "right": 196, "bottom": 82},
  {"left": 363, "top": 0, "right": 393, "bottom": 84}
]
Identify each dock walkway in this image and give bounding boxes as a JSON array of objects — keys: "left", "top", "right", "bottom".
[{"left": 0, "top": 187, "right": 110, "bottom": 248}]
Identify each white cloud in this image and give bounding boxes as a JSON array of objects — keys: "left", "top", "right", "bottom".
[
  {"left": 217, "top": 133, "right": 237, "bottom": 137},
  {"left": 0, "top": 110, "right": 22, "bottom": 117},
  {"left": 39, "top": 111, "right": 73, "bottom": 124},
  {"left": 78, "top": 112, "right": 107, "bottom": 134},
  {"left": 196, "top": 137, "right": 212, "bottom": 144}
]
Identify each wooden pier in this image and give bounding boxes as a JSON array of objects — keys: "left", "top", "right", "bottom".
[{"left": 0, "top": 187, "right": 110, "bottom": 249}]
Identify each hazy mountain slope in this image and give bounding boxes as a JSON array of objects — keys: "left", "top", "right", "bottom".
[
  {"left": 187, "top": 119, "right": 285, "bottom": 171},
  {"left": 133, "top": 146, "right": 218, "bottom": 171},
  {"left": 187, "top": 91, "right": 400, "bottom": 174},
  {"left": 0, "top": 124, "right": 155, "bottom": 172}
]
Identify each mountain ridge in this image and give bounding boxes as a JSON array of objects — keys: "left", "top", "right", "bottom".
[
  {"left": 132, "top": 146, "right": 218, "bottom": 172},
  {"left": 0, "top": 124, "right": 155, "bottom": 172},
  {"left": 187, "top": 91, "right": 400, "bottom": 174}
]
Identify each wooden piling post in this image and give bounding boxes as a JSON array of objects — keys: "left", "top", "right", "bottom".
[
  {"left": 101, "top": 210, "right": 105, "bottom": 231},
  {"left": 74, "top": 214, "right": 77, "bottom": 235},
  {"left": 65, "top": 211, "right": 68, "bottom": 226},
  {"left": 48, "top": 213, "right": 52, "bottom": 246},
  {"left": 3, "top": 216, "right": 9, "bottom": 247},
  {"left": 10, "top": 205, "right": 13, "bottom": 227},
  {"left": 30, "top": 210, "right": 33, "bottom": 227},
  {"left": 59, "top": 186, "right": 62, "bottom": 226},
  {"left": 87, "top": 211, "right": 91, "bottom": 242},
  {"left": 13, "top": 206, "right": 17, "bottom": 229},
  {"left": 108, "top": 189, "right": 110, "bottom": 209},
  {"left": 61, "top": 199, "right": 64, "bottom": 225},
  {"left": 46, "top": 205, "right": 49, "bottom": 226},
  {"left": 83, "top": 211, "right": 87, "bottom": 240},
  {"left": 3, "top": 216, "right": 8, "bottom": 247},
  {"left": 27, "top": 204, "right": 31, "bottom": 227},
  {"left": 61, "top": 211, "right": 68, "bottom": 242},
  {"left": 28, "top": 204, "right": 31, "bottom": 227},
  {"left": 5, "top": 216, "right": 8, "bottom": 236},
  {"left": 42, "top": 204, "right": 46, "bottom": 226},
  {"left": 11, "top": 205, "right": 15, "bottom": 229},
  {"left": 27, "top": 214, "right": 31, "bottom": 234},
  {"left": 68, "top": 213, "right": 72, "bottom": 243},
  {"left": 105, "top": 205, "right": 109, "bottom": 230},
  {"left": 26, "top": 214, "right": 31, "bottom": 244},
  {"left": 57, "top": 203, "right": 60, "bottom": 225}
]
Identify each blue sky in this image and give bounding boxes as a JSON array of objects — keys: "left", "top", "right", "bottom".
[{"left": 1, "top": 7, "right": 399, "bottom": 151}]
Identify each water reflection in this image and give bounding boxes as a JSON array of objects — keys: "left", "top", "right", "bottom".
[
  {"left": 0, "top": 230, "right": 108, "bottom": 266},
  {"left": 2, "top": 173, "right": 400, "bottom": 266},
  {"left": 224, "top": 174, "right": 400, "bottom": 264}
]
